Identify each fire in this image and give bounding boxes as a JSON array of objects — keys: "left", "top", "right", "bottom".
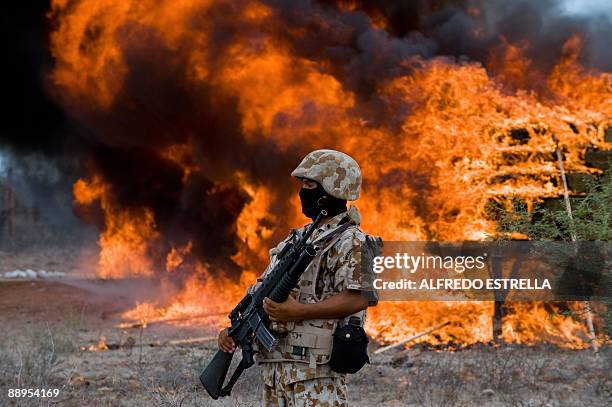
[
  {"left": 83, "top": 336, "right": 109, "bottom": 352},
  {"left": 121, "top": 265, "right": 256, "bottom": 329},
  {"left": 73, "top": 176, "right": 159, "bottom": 278},
  {"left": 501, "top": 302, "right": 590, "bottom": 348},
  {"left": 166, "top": 242, "right": 193, "bottom": 272},
  {"left": 368, "top": 302, "right": 492, "bottom": 346},
  {"left": 220, "top": 41, "right": 355, "bottom": 147},
  {"left": 161, "top": 143, "right": 199, "bottom": 182},
  {"left": 548, "top": 35, "right": 612, "bottom": 114},
  {"left": 487, "top": 38, "right": 539, "bottom": 91},
  {"left": 51, "top": 0, "right": 610, "bottom": 348}
]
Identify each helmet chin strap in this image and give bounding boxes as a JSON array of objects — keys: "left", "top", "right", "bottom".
[{"left": 315, "top": 194, "right": 346, "bottom": 218}]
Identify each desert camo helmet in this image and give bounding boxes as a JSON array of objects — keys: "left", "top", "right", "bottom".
[{"left": 291, "top": 149, "right": 361, "bottom": 201}]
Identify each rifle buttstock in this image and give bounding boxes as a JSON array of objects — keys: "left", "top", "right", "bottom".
[{"left": 199, "top": 350, "right": 234, "bottom": 400}]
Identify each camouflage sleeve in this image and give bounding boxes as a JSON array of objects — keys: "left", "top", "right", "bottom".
[{"left": 326, "top": 228, "right": 379, "bottom": 306}]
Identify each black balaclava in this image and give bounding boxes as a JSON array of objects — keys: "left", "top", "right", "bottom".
[{"left": 298, "top": 183, "right": 347, "bottom": 220}]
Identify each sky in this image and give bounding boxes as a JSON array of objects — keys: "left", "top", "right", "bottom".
[{"left": 561, "top": 0, "right": 612, "bottom": 19}]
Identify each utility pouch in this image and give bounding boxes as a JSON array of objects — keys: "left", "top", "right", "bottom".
[{"left": 329, "top": 316, "right": 370, "bottom": 374}]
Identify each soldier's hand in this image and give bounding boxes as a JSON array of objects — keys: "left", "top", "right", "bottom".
[
  {"left": 263, "top": 296, "right": 305, "bottom": 322},
  {"left": 218, "top": 328, "right": 236, "bottom": 353}
]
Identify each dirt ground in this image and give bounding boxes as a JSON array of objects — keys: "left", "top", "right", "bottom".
[{"left": 0, "top": 279, "right": 609, "bottom": 407}]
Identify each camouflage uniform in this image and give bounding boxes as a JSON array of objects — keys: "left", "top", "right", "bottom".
[
  {"left": 263, "top": 373, "right": 348, "bottom": 407},
  {"left": 250, "top": 150, "right": 378, "bottom": 406}
]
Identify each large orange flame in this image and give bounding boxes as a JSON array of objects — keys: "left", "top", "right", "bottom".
[
  {"left": 55, "top": 0, "right": 610, "bottom": 348},
  {"left": 74, "top": 176, "right": 160, "bottom": 278}
]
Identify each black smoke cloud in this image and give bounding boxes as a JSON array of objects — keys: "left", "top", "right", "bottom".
[
  {"left": 261, "top": 0, "right": 612, "bottom": 126},
  {"left": 1, "top": 2, "right": 94, "bottom": 249},
  {"left": 2, "top": 0, "right": 611, "bottom": 273},
  {"left": 55, "top": 17, "right": 304, "bottom": 273},
  {"left": 2, "top": 2, "right": 71, "bottom": 154},
  {"left": 318, "top": 0, "right": 612, "bottom": 72},
  {"left": 274, "top": 0, "right": 612, "bottom": 94}
]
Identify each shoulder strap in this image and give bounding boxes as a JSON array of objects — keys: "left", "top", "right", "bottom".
[{"left": 310, "top": 218, "right": 354, "bottom": 245}]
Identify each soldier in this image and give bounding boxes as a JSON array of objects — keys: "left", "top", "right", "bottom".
[{"left": 218, "top": 149, "right": 379, "bottom": 406}]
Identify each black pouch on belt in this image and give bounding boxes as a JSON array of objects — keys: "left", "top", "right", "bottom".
[{"left": 329, "top": 316, "right": 370, "bottom": 374}]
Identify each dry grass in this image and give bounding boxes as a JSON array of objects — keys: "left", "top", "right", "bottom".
[
  {"left": 0, "top": 324, "right": 610, "bottom": 406},
  {"left": 0, "top": 319, "right": 80, "bottom": 406}
]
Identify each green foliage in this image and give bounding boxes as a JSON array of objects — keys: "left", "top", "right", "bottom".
[
  {"left": 492, "top": 171, "right": 612, "bottom": 337},
  {"left": 494, "top": 173, "right": 611, "bottom": 241}
]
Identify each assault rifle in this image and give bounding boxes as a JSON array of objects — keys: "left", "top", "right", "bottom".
[{"left": 199, "top": 210, "right": 328, "bottom": 399}]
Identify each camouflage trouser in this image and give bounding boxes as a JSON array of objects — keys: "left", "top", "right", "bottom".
[{"left": 263, "top": 376, "right": 348, "bottom": 407}]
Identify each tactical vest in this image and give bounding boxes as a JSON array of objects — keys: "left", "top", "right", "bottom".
[{"left": 256, "top": 221, "right": 367, "bottom": 369}]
